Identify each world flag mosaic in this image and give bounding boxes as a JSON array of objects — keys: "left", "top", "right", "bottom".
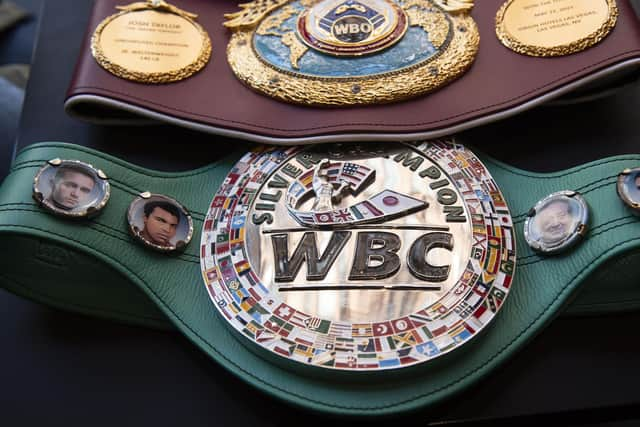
[{"left": 200, "top": 140, "right": 516, "bottom": 371}]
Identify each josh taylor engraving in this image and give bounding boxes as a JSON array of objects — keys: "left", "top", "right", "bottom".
[{"left": 91, "top": 0, "right": 211, "bottom": 83}]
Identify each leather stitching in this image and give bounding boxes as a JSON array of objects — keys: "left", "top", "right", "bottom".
[
  {"left": 15, "top": 143, "right": 237, "bottom": 179},
  {"left": 1, "top": 216, "right": 639, "bottom": 410},
  {"left": 8, "top": 161, "right": 209, "bottom": 219},
  {"left": 13, "top": 146, "right": 640, "bottom": 223},
  {"left": 517, "top": 216, "right": 636, "bottom": 263},
  {"left": 5, "top": 146, "right": 640, "bottom": 410},
  {"left": 575, "top": 175, "right": 620, "bottom": 193},
  {"left": 484, "top": 156, "right": 640, "bottom": 180},
  {"left": 519, "top": 218, "right": 639, "bottom": 267},
  {"left": 0, "top": 205, "right": 200, "bottom": 263},
  {"left": 513, "top": 176, "right": 619, "bottom": 221},
  {"left": 10, "top": 189, "right": 631, "bottom": 265}
]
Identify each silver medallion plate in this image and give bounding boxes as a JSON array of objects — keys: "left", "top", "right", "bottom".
[
  {"left": 33, "top": 158, "right": 110, "bottom": 219},
  {"left": 201, "top": 141, "right": 516, "bottom": 372},
  {"left": 524, "top": 190, "right": 589, "bottom": 254},
  {"left": 617, "top": 168, "right": 640, "bottom": 213}
]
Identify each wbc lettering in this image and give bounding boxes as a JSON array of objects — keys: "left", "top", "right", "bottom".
[
  {"left": 272, "top": 230, "right": 453, "bottom": 288},
  {"left": 202, "top": 142, "right": 516, "bottom": 372},
  {"left": 251, "top": 148, "right": 467, "bottom": 291}
]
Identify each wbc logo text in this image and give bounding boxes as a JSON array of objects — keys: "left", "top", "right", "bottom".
[
  {"left": 201, "top": 141, "right": 516, "bottom": 371},
  {"left": 264, "top": 152, "right": 466, "bottom": 289}
]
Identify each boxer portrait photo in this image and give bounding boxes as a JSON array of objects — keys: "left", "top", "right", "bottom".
[
  {"left": 525, "top": 191, "right": 589, "bottom": 254},
  {"left": 33, "top": 159, "right": 109, "bottom": 218},
  {"left": 127, "top": 193, "right": 193, "bottom": 251}
]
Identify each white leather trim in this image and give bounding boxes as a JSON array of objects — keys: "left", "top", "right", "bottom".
[{"left": 64, "top": 58, "right": 640, "bottom": 145}]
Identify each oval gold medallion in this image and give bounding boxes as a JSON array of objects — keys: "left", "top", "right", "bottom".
[
  {"left": 92, "top": 1, "right": 211, "bottom": 84},
  {"left": 496, "top": 0, "right": 618, "bottom": 57}
]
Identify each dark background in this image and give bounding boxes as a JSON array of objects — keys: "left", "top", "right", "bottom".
[{"left": 2, "top": 1, "right": 640, "bottom": 425}]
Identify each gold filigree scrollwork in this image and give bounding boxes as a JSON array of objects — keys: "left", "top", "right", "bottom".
[
  {"left": 403, "top": 0, "right": 451, "bottom": 48},
  {"left": 224, "top": 0, "right": 292, "bottom": 29},
  {"left": 432, "top": 0, "right": 473, "bottom": 13},
  {"left": 226, "top": 0, "right": 479, "bottom": 106},
  {"left": 116, "top": 0, "right": 198, "bottom": 19}
]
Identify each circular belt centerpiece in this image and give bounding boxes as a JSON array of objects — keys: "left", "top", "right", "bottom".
[
  {"left": 297, "top": 0, "right": 408, "bottom": 56},
  {"left": 201, "top": 141, "right": 516, "bottom": 372},
  {"left": 224, "top": 0, "right": 479, "bottom": 106}
]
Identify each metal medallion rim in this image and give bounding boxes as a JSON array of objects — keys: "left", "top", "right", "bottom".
[
  {"left": 617, "top": 168, "right": 640, "bottom": 213},
  {"left": 495, "top": 0, "right": 618, "bottom": 57},
  {"left": 126, "top": 192, "right": 194, "bottom": 252},
  {"left": 523, "top": 190, "right": 589, "bottom": 254},
  {"left": 91, "top": 3, "right": 212, "bottom": 84},
  {"left": 32, "top": 159, "right": 111, "bottom": 219}
]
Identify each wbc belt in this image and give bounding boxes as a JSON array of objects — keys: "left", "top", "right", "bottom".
[{"left": 1, "top": 140, "right": 639, "bottom": 416}]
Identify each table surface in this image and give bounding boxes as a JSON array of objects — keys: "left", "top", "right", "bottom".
[{"left": 3, "top": 0, "right": 640, "bottom": 425}]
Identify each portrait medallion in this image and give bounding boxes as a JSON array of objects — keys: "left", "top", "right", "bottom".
[
  {"left": 33, "top": 159, "right": 110, "bottom": 219},
  {"left": 201, "top": 141, "right": 516, "bottom": 372},
  {"left": 524, "top": 191, "right": 589, "bottom": 254},
  {"left": 127, "top": 192, "right": 194, "bottom": 252},
  {"left": 91, "top": 0, "right": 212, "bottom": 84},
  {"left": 224, "top": 0, "right": 479, "bottom": 106},
  {"left": 617, "top": 168, "right": 640, "bottom": 214}
]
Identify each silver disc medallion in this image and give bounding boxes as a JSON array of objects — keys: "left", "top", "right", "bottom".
[
  {"left": 524, "top": 190, "right": 589, "bottom": 254},
  {"left": 617, "top": 168, "right": 640, "bottom": 214},
  {"left": 201, "top": 141, "right": 516, "bottom": 372}
]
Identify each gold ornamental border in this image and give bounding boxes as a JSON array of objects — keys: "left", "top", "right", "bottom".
[
  {"left": 495, "top": 0, "right": 618, "bottom": 57},
  {"left": 91, "top": 9, "right": 212, "bottom": 84},
  {"left": 226, "top": 12, "right": 479, "bottom": 106}
]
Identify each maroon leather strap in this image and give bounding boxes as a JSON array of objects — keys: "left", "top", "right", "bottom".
[{"left": 65, "top": 0, "right": 640, "bottom": 142}]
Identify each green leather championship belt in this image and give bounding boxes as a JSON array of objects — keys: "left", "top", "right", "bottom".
[{"left": 1, "top": 139, "right": 640, "bottom": 416}]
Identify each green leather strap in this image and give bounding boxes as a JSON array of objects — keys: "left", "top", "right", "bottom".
[
  {"left": 478, "top": 152, "right": 640, "bottom": 317},
  {"left": 1, "top": 142, "right": 639, "bottom": 416}
]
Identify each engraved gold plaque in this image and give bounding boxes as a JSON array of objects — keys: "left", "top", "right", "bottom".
[
  {"left": 92, "top": 1, "right": 211, "bottom": 84},
  {"left": 496, "top": 0, "right": 618, "bottom": 57},
  {"left": 224, "top": 0, "right": 479, "bottom": 106}
]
